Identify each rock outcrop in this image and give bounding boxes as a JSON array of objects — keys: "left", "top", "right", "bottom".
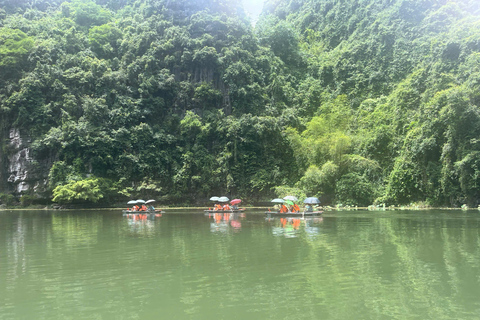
[{"left": 2, "top": 128, "right": 50, "bottom": 197}]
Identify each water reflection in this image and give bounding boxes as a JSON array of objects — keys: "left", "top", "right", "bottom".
[
  {"left": 122, "top": 212, "right": 163, "bottom": 238},
  {"left": 2, "top": 210, "right": 480, "bottom": 319},
  {"left": 207, "top": 212, "right": 245, "bottom": 233},
  {"left": 267, "top": 216, "right": 323, "bottom": 238},
  {"left": 125, "top": 217, "right": 156, "bottom": 235}
]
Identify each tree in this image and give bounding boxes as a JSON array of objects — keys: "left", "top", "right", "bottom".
[
  {"left": 88, "top": 23, "right": 122, "bottom": 59},
  {"left": 63, "top": 0, "right": 112, "bottom": 28},
  {"left": 52, "top": 178, "right": 113, "bottom": 204},
  {"left": 0, "top": 28, "right": 33, "bottom": 69}
]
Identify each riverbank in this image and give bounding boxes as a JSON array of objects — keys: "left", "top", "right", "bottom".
[{"left": 1, "top": 205, "right": 479, "bottom": 211}]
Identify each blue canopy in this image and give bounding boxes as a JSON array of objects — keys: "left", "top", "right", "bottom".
[{"left": 304, "top": 197, "right": 321, "bottom": 204}]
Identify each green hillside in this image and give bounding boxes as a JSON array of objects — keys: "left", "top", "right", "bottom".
[{"left": 1, "top": 0, "right": 479, "bottom": 207}]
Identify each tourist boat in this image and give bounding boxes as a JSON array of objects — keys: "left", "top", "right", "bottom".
[
  {"left": 264, "top": 210, "right": 322, "bottom": 217},
  {"left": 205, "top": 197, "right": 245, "bottom": 213},
  {"left": 204, "top": 208, "right": 246, "bottom": 213},
  {"left": 122, "top": 209, "right": 165, "bottom": 214},
  {"left": 123, "top": 199, "right": 164, "bottom": 217},
  {"left": 265, "top": 196, "right": 322, "bottom": 217}
]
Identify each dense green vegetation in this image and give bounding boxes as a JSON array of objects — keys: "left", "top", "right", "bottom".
[{"left": 1, "top": 0, "right": 480, "bottom": 207}]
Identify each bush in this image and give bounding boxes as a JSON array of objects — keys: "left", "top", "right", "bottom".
[
  {"left": 335, "top": 173, "right": 375, "bottom": 206},
  {"left": 52, "top": 177, "right": 114, "bottom": 204},
  {"left": 0, "top": 193, "right": 16, "bottom": 207},
  {"left": 20, "top": 194, "right": 36, "bottom": 207}
]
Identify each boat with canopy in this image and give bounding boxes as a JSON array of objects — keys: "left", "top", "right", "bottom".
[
  {"left": 265, "top": 196, "right": 322, "bottom": 216},
  {"left": 123, "top": 199, "right": 165, "bottom": 217},
  {"left": 204, "top": 197, "right": 246, "bottom": 213}
]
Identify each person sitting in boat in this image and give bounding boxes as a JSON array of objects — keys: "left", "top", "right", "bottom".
[
  {"left": 133, "top": 205, "right": 139, "bottom": 211},
  {"left": 140, "top": 204, "right": 147, "bottom": 211},
  {"left": 214, "top": 204, "right": 222, "bottom": 211},
  {"left": 280, "top": 204, "right": 288, "bottom": 213},
  {"left": 148, "top": 205, "right": 155, "bottom": 212},
  {"left": 223, "top": 204, "right": 231, "bottom": 210},
  {"left": 305, "top": 204, "right": 313, "bottom": 212},
  {"left": 294, "top": 203, "right": 300, "bottom": 212},
  {"left": 231, "top": 204, "right": 238, "bottom": 210}
]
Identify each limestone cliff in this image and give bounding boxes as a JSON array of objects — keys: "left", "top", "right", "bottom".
[{"left": 1, "top": 127, "right": 51, "bottom": 199}]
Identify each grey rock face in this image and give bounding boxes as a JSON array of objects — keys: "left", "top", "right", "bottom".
[{"left": 5, "top": 128, "right": 50, "bottom": 196}]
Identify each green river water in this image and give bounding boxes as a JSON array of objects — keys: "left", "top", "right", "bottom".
[{"left": 0, "top": 209, "right": 479, "bottom": 319}]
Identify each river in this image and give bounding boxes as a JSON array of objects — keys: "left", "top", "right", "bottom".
[{"left": 0, "top": 209, "right": 479, "bottom": 319}]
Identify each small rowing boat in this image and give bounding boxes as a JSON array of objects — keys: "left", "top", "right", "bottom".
[
  {"left": 122, "top": 209, "right": 165, "bottom": 214},
  {"left": 206, "top": 196, "right": 245, "bottom": 213},
  {"left": 124, "top": 199, "right": 164, "bottom": 215},
  {"left": 204, "top": 208, "right": 246, "bottom": 213},
  {"left": 264, "top": 211, "right": 322, "bottom": 217},
  {"left": 265, "top": 196, "right": 322, "bottom": 217}
]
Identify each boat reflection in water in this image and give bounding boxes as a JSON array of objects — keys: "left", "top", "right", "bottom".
[
  {"left": 124, "top": 213, "right": 160, "bottom": 237},
  {"left": 268, "top": 216, "right": 323, "bottom": 238},
  {"left": 123, "top": 212, "right": 162, "bottom": 220},
  {"left": 207, "top": 212, "right": 245, "bottom": 233}
]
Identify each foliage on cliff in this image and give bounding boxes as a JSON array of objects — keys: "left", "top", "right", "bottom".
[
  {"left": 263, "top": 0, "right": 480, "bottom": 206},
  {"left": 1, "top": 0, "right": 480, "bottom": 206}
]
